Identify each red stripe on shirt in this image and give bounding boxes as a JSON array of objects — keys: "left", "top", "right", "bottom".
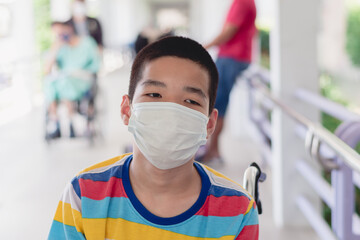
[
  {"left": 236, "top": 224, "right": 259, "bottom": 240},
  {"left": 79, "top": 177, "right": 127, "bottom": 200},
  {"left": 196, "top": 195, "right": 251, "bottom": 217}
]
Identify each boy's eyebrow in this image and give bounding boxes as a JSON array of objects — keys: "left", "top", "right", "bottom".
[
  {"left": 183, "top": 86, "right": 207, "bottom": 99},
  {"left": 141, "top": 79, "right": 167, "bottom": 88},
  {"left": 141, "top": 80, "right": 206, "bottom": 99}
]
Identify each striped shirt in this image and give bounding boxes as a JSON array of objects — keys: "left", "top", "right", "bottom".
[{"left": 48, "top": 154, "right": 259, "bottom": 239}]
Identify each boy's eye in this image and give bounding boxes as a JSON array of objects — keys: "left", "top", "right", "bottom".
[
  {"left": 185, "top": 99, "right": 200, "bottom": 106},
  {"left": 146, "top": 93, "right": 162, "bottom": 98}
]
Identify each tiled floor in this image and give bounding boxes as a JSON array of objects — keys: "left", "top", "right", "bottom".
[{"left": 0, "top": 66, "right": 319, "bottom": 239}]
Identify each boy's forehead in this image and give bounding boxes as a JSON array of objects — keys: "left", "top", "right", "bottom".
[
  {"left": 140, "top": 56, "right": 210, "bottom": 90},
  {"left": 143, "top": 56, "right": 207, "bottom": 78}
]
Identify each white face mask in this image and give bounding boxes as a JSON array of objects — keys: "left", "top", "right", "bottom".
[
  {"left": 128, "top": 102, "right": 209, "bottom": 170},
  {"left": 72, "top": 2, "right": 86, "bottom": 17}
]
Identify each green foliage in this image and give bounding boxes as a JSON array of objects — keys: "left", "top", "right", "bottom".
[
  {"left": 259, "top": 28, "right": 270, "bottom": 55},
  {"left": 319, "top": 72, "right": 345, "bottom": 132},
  {"left": 258, "top": 28, "right": 270, "bottom": 69},
  {"left": 322, "top": 201, "right": 332, "bottom": 227},
  {"left": 356, "top": 142, "right": 360, "bottom": 153},
  {"left": 322, "top": 112, "right": 342, "bottom": 133},
  {"left": 34, "top": 0, "right": 51, "bottom": 53},
  {"left": 320, "top": 73, "right": 348, "bottom": 106},
  {"left": 346, "top": 6, "right": 360, "bottom": 66}
]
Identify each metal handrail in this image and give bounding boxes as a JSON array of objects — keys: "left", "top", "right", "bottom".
[
  {"left": 250, "top": 78, "right": 360, "bottom": 174},
  {"left": 295, "top": 88, "right": 360, "bottom": 122}
]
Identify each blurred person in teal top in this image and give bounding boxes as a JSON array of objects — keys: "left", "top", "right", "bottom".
[{"left": 44, "top": 20, "right": 100, "bottom": 139}]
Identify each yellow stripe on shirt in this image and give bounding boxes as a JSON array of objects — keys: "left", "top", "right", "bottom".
[
  {"left": 245, "top": 199, "right": 255, "bottom": 215},
  {"left": 81, "top": 217, "right": 236, "bottom": 240},
  {"left": 54, "top": 201, "right": 84, "bottom": 233}
]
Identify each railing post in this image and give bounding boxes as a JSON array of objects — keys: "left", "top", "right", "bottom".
[
  {"left": 332, "top": 121, "right": 360, "bottom": 239},
  {"left": 331, "top": 161, "right": 354, "bottom": 240}
]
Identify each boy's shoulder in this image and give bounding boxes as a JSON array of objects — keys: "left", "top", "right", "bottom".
[
  {"left": 199, "top": 163, "right": 253, "bottom": 200},
  {"left": 69, "top": 154, "right": 131, "bottom": 200},
  {"left": 197, "top": 163, "right": 257, "bottom": 217},
  {"left": 76, "top": 153, "right": 131, "bottom": 179}
]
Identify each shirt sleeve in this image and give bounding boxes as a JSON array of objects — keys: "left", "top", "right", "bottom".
[
  {"left": 235, "top": 200, "right": 259, "bottom": 240},
  {"left": 48, "top": 178, "right": 85, "bottom": 240},
  {"left": 226, "top": 0, "right": 249, "bottom": 27}
]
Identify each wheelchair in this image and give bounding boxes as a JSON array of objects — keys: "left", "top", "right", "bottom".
[{"left": 44, "top": 73, "right": 102, "bottom": 143}]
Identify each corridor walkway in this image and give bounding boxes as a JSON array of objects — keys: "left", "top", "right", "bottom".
[{"left": 0, "top": 65, "right": 319, "bottom": 239}]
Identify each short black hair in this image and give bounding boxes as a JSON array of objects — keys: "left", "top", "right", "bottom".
[
  {"left": 129, "top": 36, "right": 218, "bottom": 113},
  {"left": 51, "top": 21, "right": 64, "bottom": 27}
]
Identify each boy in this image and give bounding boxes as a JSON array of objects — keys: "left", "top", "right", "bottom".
[{"left": 48, "top": 36, "right": 259, "bottom": 239}]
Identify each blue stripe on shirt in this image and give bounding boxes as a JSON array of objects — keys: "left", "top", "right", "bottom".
[
  {"left": 48, "top": 220, "right": 85, "bottom": 240},
  {"left": 78, "top": 164, "right": 124, "bottom": 182},
  {"left": 81, "top": 197, "right": 253, "bottom": 238},
  {"left": 208, "top": 185, "right": 249, "bottom": 198}
]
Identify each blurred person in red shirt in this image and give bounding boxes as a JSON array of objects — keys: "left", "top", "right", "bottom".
[{"left": 203, "top": 0, "right": 257, "bottom": 164}]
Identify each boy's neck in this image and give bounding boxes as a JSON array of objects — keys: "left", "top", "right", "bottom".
[
  {"left": 129, "top": 149, "right": 202, "bottom": 217},
  {"left": 130, "top": 150, "right": 200, "bottom": 193}
]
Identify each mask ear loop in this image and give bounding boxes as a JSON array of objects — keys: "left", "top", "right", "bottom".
[{"left": 129, "top": 103, "right": 134, "bottom": 117}]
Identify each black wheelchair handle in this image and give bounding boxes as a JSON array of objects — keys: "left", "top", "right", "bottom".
[{"left": 245, "top": 162, "right": 266, "bottom": 215}]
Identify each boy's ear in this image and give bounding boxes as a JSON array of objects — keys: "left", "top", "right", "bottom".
[
  {"left": 206, "top": 109, "right": 218, "bottom": 139},
  {"left": 121, "top": 95, "right": 131, "bottom": 125}
]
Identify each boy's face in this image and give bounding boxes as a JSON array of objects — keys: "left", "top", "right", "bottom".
[{"left": 121, "top": 56, "right": 218, "bottom": 138}]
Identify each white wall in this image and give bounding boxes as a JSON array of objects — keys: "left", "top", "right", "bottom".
[
  {"left": 50, "top": 0, "right": 72, "bottom": 21},
  {"left": 0, "top": 0, "right": 35, "bottom": 63},
  {"left": 194, "top": 0, "right": 231, "bottom": 43},
  {"left": 99, "top": 0, "right": 158, "bottom": 47},
  {"left": 0, "top": 0, "right": 36, "bottom": 123},
  {"left": 49, "top": 0, "right": 272, "bottom": 49},
  {"left": 318, "top": 0, "right": 348, "bottom": 72},
  {"left": 256, "top": 0, "right": 275, "bottom": 28},
  {"left": 97, "top": 0, "right": 233, "bottom": 48}
]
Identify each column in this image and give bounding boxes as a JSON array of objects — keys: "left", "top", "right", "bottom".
[{"left": 271, "top": 0, "right": 321, "bottom": 227}]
